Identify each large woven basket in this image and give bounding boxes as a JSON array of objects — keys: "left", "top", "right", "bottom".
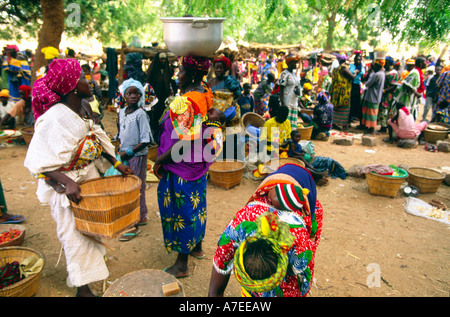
[
  {"left": 241, "top": 112, "right": 265, "bottom": 131},
  {"left": 407, "top": 167, "right": 445, "bottom": 194},
  {"left": 0, "top": 246, "right": 45, "bottom": 297},
  {"left": 70, "top": 175, "right": 142, "bottom": 238},
  {"left": 300, "top": 108, "right": 314, "bottom": 117},
  {"left": 209, "top": 160, "right": 245, "bottom": 189},
  {"left": 297, "top": 125, "right": 314, "bottom": 140},
  {"left": 424, "top": 123, "right": 449, "bottom": 143},
  {"left": 19, "top": 126, "right": 34, "bottom": 147},
  {"left": 148, "top": 145, "right": 158, "bottom": 162},
  {"left": 265, "top": 157, "right": 305, "bottom": 172},
  {"left": 366, "top": 170, "right": 408, "bottom": 198},
  {"left": 0, "top": 224, "right": 26, "bottom": 248}
]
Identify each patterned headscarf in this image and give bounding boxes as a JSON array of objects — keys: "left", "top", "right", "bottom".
[
  {"left": 181, "top": 55, "right": 211, "bottom": 72},
  {"left": 317, "top": 91, "right": 330, "bottom": 104},
  {"left": 32, "top": 58, "right": 82, "bottom": 121},
  {"left": 234, "top": 212, "right": 295, "bottom": 293},
  {"left": 119, "top": 78, "right": 145, "bottom": 108},
  {"left": 275, "top": 184, "right": 311, "bottom": 217},
  {"left": 213, "top": 55, "right": 232, "bottom": 70}
]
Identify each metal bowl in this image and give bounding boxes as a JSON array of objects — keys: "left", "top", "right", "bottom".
[{"left": 160, "top": 17, "right": 225, "bottom": 57}]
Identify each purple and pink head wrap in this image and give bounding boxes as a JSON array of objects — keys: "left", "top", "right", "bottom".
[
  {"left": 32, "top": 58, "right": 82, "bottom": 121},
  {"left": 181, "top": 55, "right": 211, "bottom": 73}
]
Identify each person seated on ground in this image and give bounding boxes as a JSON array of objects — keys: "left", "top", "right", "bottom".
[
  {"left": 311, "top": 91, "right": 333, "bottom": 140},
  {"left": 384, "top": 101, "right": 428, "bottom": 144},
  {"left": 298, "top": 82, "right": 316, "bottom": 109},
  {"left": 1, "top": 85, "right": 33, "bottom": 129},
  {"left": 281, "top": 130, "right": 328, "bottom": 186},
  {"left": 260, "top": 105, "right": 291, "bottom": 157},
  {"left": 237, "top": 83, "right": 255, "bottom": 116}
]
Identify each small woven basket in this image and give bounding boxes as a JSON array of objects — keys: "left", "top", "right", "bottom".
[
  {"left": 0, "top": 224, "right": 26, "bottom": 248},
  {"left": 265, "top": 157, "right": 305, "bottom": 173},
  {"left": 407, "top": 167, "right": 445, "bottom": 194},
  {"left": 0, "top": 246, "right": 45, "bottom": 297},
  {"left": 424, "top": 123, "right": 449, "bottom": 143},
  {"left": 209, "top": 160, "right": 245, "bottom": 189},
  {"left": 19, "top": 126, "right": 34, "bottom": 147},
  {"left": 70, "top": 175, "right": 142, "bottom": 238},
  {"left": 148, "top": 145, "right": 158, "bottom": 162},
  {"left": 366, "top": 171, "right": 408, "bottom": 198},
  {"left": 297, "top": 125, "right": 314, "bottom": 140}
]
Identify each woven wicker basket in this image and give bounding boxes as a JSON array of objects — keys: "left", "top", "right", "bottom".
[
  {"left": 209, "top": 160, "right": 245, "bottom": 189},
  {"left": 19, "top": 126, "right": 34, "bottom": 147},
  {"left": 0, "top": 247, "right": 45, "bottom": 297},
  {"left": 366, "top": 171, "right": 408, "bottom": 198},
  {"left": 407, "top": 167, "right": 445, "bottom": 194},
  {"left": 148, "top": 145, "right": 158, "bottom": 162},
  {"left": 297, "top": 125, "right": 314, "bottom": 140},
  {"left": 424, "top": 123, "right": 449, "bottom": 143},
  {"left": 0, "top": 224, "right": 26, "bottom": 248},
  {"left": 300, "top": 108, "right": 314, "bottom": 117},
  {"left": 70, "top": 175, "right": 142, "bottom": 238},
  {"left": 241, "top": 112, "right": 265, "bottom": 133},
  {"left": 265, "top": 157, "right": 305, "bottom": 173}
]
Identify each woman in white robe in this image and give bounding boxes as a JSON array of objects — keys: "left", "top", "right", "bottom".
[{"left": 24, "top": 59, "right": 132, "bottom": 297}]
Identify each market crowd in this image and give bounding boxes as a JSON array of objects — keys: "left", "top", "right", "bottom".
[{"left": 0, "top": 42, "right": 449, "bottom": 298}]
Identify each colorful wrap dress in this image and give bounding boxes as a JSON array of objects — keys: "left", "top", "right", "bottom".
[
  {"left": 213, "top": 164, "right": 323, "bottom": 297},
  {"left": 330, "top": 64, "right": 352, "bottom": 126},
  {"left": 157, "top": 89, "right": 222, "bottom": 255}
]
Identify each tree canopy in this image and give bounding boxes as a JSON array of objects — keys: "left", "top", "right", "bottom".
[{"left": 0, "top": 0, "right": 448, "bottom": 51}]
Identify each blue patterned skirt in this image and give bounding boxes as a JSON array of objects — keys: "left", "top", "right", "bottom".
[{"left": 157, "top": 170, "right": 207, "bottom": 254}]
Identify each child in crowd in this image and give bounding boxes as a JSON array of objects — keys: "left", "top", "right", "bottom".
[
  {"left": 237, "top": 83, "right": 255, "bottom": 116},
  {"left": 117, "top": 78, "right": 153, "bottom": 241},
  {"left": 282, "top": 130, "right": 328, "bottom": 186}
]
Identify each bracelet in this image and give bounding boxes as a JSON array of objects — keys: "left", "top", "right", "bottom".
[
  {"left": 126, "top": 149, "right": 135, "bottom": 157},
  {"left": 114, "top": 161, "right": 122, "bottom": 169}
]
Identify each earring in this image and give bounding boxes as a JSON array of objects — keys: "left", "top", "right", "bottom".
[{"left": 74, "top": 89, "right": 78, "bottom": 95}]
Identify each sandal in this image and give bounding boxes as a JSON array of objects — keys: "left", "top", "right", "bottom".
[
  {"left": 0, "top": 214, "right": 25, "bottom": 224},
  {"left": 189, "top": 252, "right": 206, "bottom": 260},
  {"left": 118, "top": 228, "right": 141, "bottom": 242}
]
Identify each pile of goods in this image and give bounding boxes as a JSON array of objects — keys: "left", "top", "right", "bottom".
[{"left": 0, "top": 228, "right": 22, "bottom": 245}]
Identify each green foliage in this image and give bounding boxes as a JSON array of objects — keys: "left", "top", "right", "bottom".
[{"left": 0, "top": 0, "right": 448, "bottom": 49}]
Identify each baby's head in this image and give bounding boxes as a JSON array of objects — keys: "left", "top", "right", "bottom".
[
  {"left": 243, "top": 83, "right": 252, "bottom": 94},
  {"left": 207, "top": 108, "right": 226, "bottom": 125},
  {"left": 291, "top": 130, "right": 301, "bottom": 143},
  {"left": 243, "top": 239, "right": 278, "bottom": 280}
]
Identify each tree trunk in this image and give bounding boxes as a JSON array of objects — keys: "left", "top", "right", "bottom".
[
  {"left": 325, "top": 12, "right": 337, "bottom": 51},
  {"left": 31, "top": 0, "right": 65, "bottom": 86}
]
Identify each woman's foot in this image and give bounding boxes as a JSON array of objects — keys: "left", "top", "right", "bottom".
[
  {"left": 163, "top": 263, "right": 190, "bottom": 279},
  {"left": 76, "top": 285, "right": 97, "bottom": 297}
]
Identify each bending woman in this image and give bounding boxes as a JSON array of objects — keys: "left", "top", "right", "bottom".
[
  {"left": 209, "top": 164, "right": 323, "bottom": 297},
  {"left": 153, "top": 55, "right": 223, "bottom": 278},
  {"left": 24, "top": 59, "right": 132, "bottom": 297}
]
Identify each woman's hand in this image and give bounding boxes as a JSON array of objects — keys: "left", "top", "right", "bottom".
[
  {"left": 116, "top": 163, "right": 133, "bottom": 178},
  {"left": 65, "top": 179, "right": 82, "bottom": 204},
  {"left": 153, "top": 160, "right": 163, "bottom": 179}
]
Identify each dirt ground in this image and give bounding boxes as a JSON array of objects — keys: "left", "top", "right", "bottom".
[{"left": 0, "top": 104, "right": 449, "bottom": 298}]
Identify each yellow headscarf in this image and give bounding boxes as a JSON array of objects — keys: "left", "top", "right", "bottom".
[
  {"left": 0, "top": 89, "right": 9, "bottom": 98},
  {"left": 41, "top": 46, "right": 60, "bottom": 60}
]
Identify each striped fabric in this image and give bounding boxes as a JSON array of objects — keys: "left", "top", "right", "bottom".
[
  {"left": 362, "top": 101, "right": 379, "bottom": 128},
  {"left": 333, "top": 106, "right": 350, "bottom": 126}
]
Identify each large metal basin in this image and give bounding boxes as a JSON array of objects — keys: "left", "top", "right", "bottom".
[{"left": 160, "top": 17, "right": 225, "bottom": 57}]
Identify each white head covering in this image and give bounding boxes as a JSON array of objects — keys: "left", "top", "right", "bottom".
[{"left": 119, "top": 78, "right": 145, "bottom": 108}]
